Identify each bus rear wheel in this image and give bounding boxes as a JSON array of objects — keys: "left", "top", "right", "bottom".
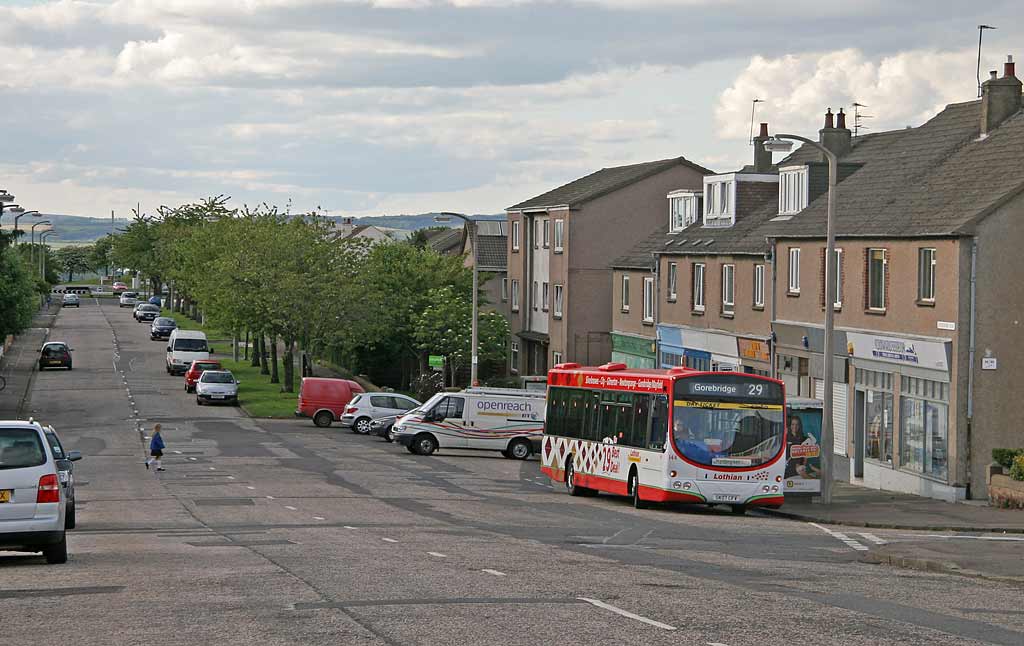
[
  {"left": 630, "top": 472, "right": 648, "bottom": 509},
  {"left": 565, "top": 462, "right": 588, "bottom": 497}
]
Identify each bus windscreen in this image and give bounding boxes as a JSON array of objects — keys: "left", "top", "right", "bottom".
[{"left": 672, "top": 374, "right": 784, "bottom": 468}]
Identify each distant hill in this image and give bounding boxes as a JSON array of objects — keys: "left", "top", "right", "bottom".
[{"left": 33, "top": 212, "right": 505, "bottom": 242}]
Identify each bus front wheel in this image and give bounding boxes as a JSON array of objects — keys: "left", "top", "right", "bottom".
[
  {"left": 630, "top": 472, "right": 648, "bottom": 510},
  {"left": 730, "top": 504, "right": 747, "bottom": 515}
]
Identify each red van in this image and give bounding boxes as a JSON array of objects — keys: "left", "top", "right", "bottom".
[{"left": 296, "top": 378, "right": 366, "bottom": 427}]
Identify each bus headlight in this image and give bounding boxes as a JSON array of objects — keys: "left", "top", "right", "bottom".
[
  {"left": 682, "top": 481, "right": 692, "bottom": 490},
  {"left": 762, "top": 485, "right": 770, "bottom": 493},
  {"left": 775, "top": 475, "right": 783, "bottom": 483},
  {"left": 771, "top": 485, "right": 779, "bottom": 493}
]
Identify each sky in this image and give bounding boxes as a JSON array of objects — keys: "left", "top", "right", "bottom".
[{"left": 0, "top": 0, "right": 1021, "bottom": 219}]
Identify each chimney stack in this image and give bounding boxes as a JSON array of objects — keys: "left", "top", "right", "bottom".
[
  {"left": 819, "top": 107, "right": 851, "bottom": 161},
  {"left": 981, "top": 55, "right": 1022, "bottom": 136},
  {"left": 753, "top": 122, "right": 772, "bottom": 173}
]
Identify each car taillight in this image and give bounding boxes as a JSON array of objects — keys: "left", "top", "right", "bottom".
[
  {"left": 37, "top": 474, "right": 60, "bottom": 503},
  {"left": 345, "top": 406, "right": 357, "bottom": 414}
]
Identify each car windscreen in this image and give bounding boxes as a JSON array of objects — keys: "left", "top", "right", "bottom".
[
  {"left": 0, "top": 429, "right": 47, "bottom": 470},
  {"left": 154, "top": 318, "right": 176, "bottom": 326},
  {"left": 122, "top": 292, "right": 137, "bottom": 298},
  {"left": 140, "top": 305, "right": 160, "bottom": 312},
  {"left": 173, "top": 339, "right": 208, "bottom": 352},
  {"left": 202, "top": 372, "right": 235, "bottom": 383}
]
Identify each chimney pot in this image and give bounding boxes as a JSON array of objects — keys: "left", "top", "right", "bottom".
[
  {"left": 836, "top": 108, "right": 847, "bottom": 130},
  {"left": 1005, "top": 54, "right": 1016, "bottom": 78},
  {"left": 990, "top": 70, "right": 998, "bottom": 80},
  {"left": 753, "top": 122, "right": 771, "bottom": 173},
  {"left": 758, "top": 122, "right": 769, "bottom": 137},
  {"left": 824, "top": 108, "right": 834, "bottom": 129},
  {"left": 981, "top": 54, "right": 1023, "bottom": 135}
]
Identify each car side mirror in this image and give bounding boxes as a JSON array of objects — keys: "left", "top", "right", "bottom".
[
  {"left": 166, "top": 346, "right": 171, "bottom": 352},
  {"left": 235, "top": 380, "right": 241, "bottom": 385},
  {"left": 67, "top": 450, "right": 83, "bottom": 462}
]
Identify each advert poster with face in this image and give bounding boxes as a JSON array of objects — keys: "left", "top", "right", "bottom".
[{"left": 785, "top": 408, "right": 822, "bottom": 492}]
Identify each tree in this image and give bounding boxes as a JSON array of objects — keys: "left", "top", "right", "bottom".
[
  {"left": 90, "top": 235, "right": 115, "bottom": 277},
  {"left": 0, "top": 247, "right": 37, "bottom": 339},
  {"left": 54, "top": 246, "right": 94, "bottom": 282},
  {"left": 414, "top": 286, "right": 509, "bottom": 387}
]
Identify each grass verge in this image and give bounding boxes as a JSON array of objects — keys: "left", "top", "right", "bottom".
[
  {"left": 159, "top": 309, "right": 231, "bottom": 341},
  {"left": 216, "top": 358, "right": 299, "bottom": 418}
]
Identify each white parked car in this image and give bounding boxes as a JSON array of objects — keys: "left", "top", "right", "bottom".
[
  {"left": 196, "top": 370, "right": 239, "bottom": 406},
  {"left": 119, "top": 291, "right": 138, "bottom": 308},
  {"left": 0, "top": 420, "right": 69, "bottom": 564},
  {"left": 341, "top": 393, "right": 420, "bottom": 434}
]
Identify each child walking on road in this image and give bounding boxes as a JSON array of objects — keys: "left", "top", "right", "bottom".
[{"left": 145, "top": 424, "right": 166, "bottom": 472}]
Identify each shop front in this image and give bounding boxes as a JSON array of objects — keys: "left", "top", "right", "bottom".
[
  {"left": 656, "top": 324, "right": 739, "bottom": 372},
  {"left": 610, "top": 332, "right": 657, "bottom": 369},
  {"left": 737, "top": 337, "right": 772, "bottom": 376},
  {"left": 845, "top": 331, "right": 961, "bottom": 501}
]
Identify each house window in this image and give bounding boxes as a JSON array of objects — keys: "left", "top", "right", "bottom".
[
  {"left": 552, "top": 351, "right": 563, "bottom": 366},
  {"left": 510, "top": 341, "right": 519, "bottom": 373},
  {"left": 832, "top": 248, "right": 843, "bottom": 308},
  {"left": 692, "top": 263, "right": 705, "bottom": 312},
  {"left": 669, "top": 195, "right": 699, "bottom": 232},
  {"left": 721, "top": 264, "right": 735, "bottom": 315},
  {"left": 900, "top": 376, "right": 949, "bottom": 480},
  {"left": 779, "top": 166, "right": 808, "bottom": 215},
  {"left": 542, "top": 282, "right": 549, "bottom": 312},
  {"left": 542, "top": 220, "right": 550, "bottom": 249},
  {"left": 704, "top": 180, "right": 734, "bottom": 224},
  {"left": 867, "top": 248, "right": 887, "bottom": 311},
  {"left": 532, "top": 281, "right": 538, "bottom": 311},
  {"left": 667, "top": 262, "right": 678, "bottom": 301},
  {"left": 753, "top": 264, "right": 765, "bottom": 308},
  {"left": 621, "top": 275, "right": 630, "bottom": 312},
  {"left": 511, "top": 221, "right": 520, "bottom": 252},
  {"left": 501, "top": 278, "right": 508, "bottom": 302},
  {"left": 918, "top": 248, "right": 936, "bottom": 302},
  {"left": 534, "top": 219, "right": 541, "bottom": 249},
  {"left": 788, "top": 248, "right": 801, "bottom": 294},
  {"left": 554, "top": 220, "right": 564, "bottom": 252},
  {"left": 510, "top": 279, "right": 520, "bottom": 312},
  {"left": 553, "top": 284, "right": 563, "bottom": 319},
  {"left": 642, "top": 277, "right": 655, "bottom": 323}
]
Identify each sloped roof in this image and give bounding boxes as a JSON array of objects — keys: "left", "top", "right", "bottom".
[
  {"left": 475, "top": 235, "right": 507, "bottom": 270},
  {"left": 428, "top": 227, "right": 464, "bottom": 254},
  {"left": 509, "top": 157, "right": 713, "bottom": 211},
  {"left": 762, "top": 99, "right": 1024, "bottom": 239}
]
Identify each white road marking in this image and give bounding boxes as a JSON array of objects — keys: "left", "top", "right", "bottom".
[
  {"left": 208, "top": 467, "right": 216, "bottom": 471},
  {"left": 578, "top": 598, "right": 676, "bottom": 631},
  {"left": 227, "top": 476, "right": 235, "bottom": 480},
  {"left": 313, "top": 516, "right": 325, "bottom": 521},
  {"left": 285, "top": 505, "right": 297, "bottom": 511},
  {"left": 894, "top": 533, "right": 1024, "bottom": 542},
  {"left": 809, "top": 522, "right": 869, "bottom": 551},
  {"left": 189, "top": 457, "right": 197, "bottom": 461},
  {"left": 428, "top": 552, "right": 447, "bottom": 558},
  {"left": 343, "top": 526, "right": 357, "bottom": 530},
  {"left": 266, "top": 496, "right": 275, "bottom": 500},
  {"left": 482, "top": 569, "right": 507, "bottom": 577},
  {"left": 173, "top": 450, "right": 182, "bottom": 454},
  {"left": 382, "top": 538, "right": 398, "bottom": 543},
  {"left": 858, "top": 532, "right": 887, "bottom": 545},
  {"left": 709, "top": 643, "right": 731, "bottom": 646},
  {"left": 246, "top": 486, "right": 256, "bottom": 490}
]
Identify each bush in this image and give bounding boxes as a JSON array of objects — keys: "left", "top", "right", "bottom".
[
  {"left": 1011, "top": 455, "right": 1024, "bottom": 482},
  {"left": 992, "top": 448, "right": 1024, "bottom": 470},
  {"left": 411, "top": 370, "right": 444, "bottom": 402}
]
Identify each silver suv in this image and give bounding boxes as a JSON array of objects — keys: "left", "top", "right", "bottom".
[{"left": 0, "top": 421, "right": 68, "bottom": 564}]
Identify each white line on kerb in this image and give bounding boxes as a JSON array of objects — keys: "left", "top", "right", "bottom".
[
  {"left": 427, "top": 552, "right": 447, "bottom": 558},
  {"left": 382, "top": 538, "right": 398, "bottom": 543},
  {"left": 482, "top": 569, "right": 506, "bottom": 577},
  {"left": 578, "top": 598, "right": 676, "bottom": 631}
]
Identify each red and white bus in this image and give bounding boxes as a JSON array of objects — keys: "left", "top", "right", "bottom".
[{"left": 540, "top": 362, "right": 787, "bottom": 513}]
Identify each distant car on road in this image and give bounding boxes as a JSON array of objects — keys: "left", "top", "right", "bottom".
[
  {"left": 341, "top": 393, "right": 420, "bottom": 434},
  {"left": 0, "top": 420, "right": 69, "bottom": 564},
  {"left": 148, "top": 296, "right": 162, "bottom": 306},
  {"left": 111, "top": 281, "right": 128, "bottom": 292},
  {"left": 369, "top": 415, "right": 398, "bottom": 442},
  {"left": 118, "top": 291, "right": 138, "bottom": 308},
  {"left": 42, "top": 426, "right": 82, "bottom": 530},
  {"left": 184, "top": 360, "right": 222, "bottom": 393},
  {"left": 196, "top": 370, "right": 239, "bottom": 405},
  {"left": 38, "top": 342, "right": 73, "bottom": 371},
  {"left": 61, "top": 293, "right": 80, "bottom": 308},
  {"left": 134, "top": 304, "right": 160, "bottom": 322},
  {"left": 150, "top": 317, "right": 177, "bottom": 341}
]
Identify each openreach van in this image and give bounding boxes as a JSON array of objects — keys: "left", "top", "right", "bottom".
[{"left": 392, "top": 387, "right": 546, "bottom": 459}]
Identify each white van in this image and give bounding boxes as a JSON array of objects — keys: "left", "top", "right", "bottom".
[
  {"left": 392, "top": 387, "right": 546, "bottom": 459},
  {"left": 165, "top": 329, "right": 210, "bottom": 375}
]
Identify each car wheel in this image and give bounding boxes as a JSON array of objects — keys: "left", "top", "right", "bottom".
[
  {"left": 384, "top": 429, "right": 394, "bottom": 443},
  {"left": 313, "top": 411, "right": 333, "bottom": 428},
  {"left": 43, "top": 534, "right": 68, "bottom": 564},
  {"left": 65, "top": 503, "right": 76, "bottom": 530},
  {"left": 67, "top": 363, "right": 73, "bottom": 371},
  {"left": 406, "top": 445, "right": 418, "bottom": 454},
  {"left": 413, "top": 433, "right": 438, "bottom": 456},
  {"left": 508, "top": 438, "right": 531, "bottom": 460},
  {"left": 354, "top": 417, "right": 372, "bottom": 435},
  {"left": 196, "top": 397, "right": 203, "bottom": 406}
]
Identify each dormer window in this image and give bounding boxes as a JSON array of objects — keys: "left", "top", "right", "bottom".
[
  {"left": 779, "top": 166, "right": 809, "bottom": 215},
  {"left": 668, "top": 191, "right": 700, "bottom": 232},
  {"left": 703, "top": 178, "right": 735, "bottom": 227}
]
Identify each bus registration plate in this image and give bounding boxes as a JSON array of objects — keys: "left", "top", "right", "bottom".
[{"left": 713, "top": 494, "right": 740, "bottom": 502}]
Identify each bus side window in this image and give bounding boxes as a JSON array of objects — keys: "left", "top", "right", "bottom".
[
  {"left": 648, "top": 395, "right": 668, "bottom": 451},
  {"left": 629, "top": 394, "right": 650, "bottom": 448},
  {"left": 584, "top": 391, "right": 602, "bottom": 442},
  {"left": 546, "top": 388, "right": 564, "bottom": 436}
]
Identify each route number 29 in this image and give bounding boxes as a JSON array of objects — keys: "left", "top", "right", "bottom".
[{"left": 747, "top": 384, "right": 764, "bottom": 396}]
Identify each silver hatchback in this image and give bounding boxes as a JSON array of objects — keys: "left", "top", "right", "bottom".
[
  {"left": 341, "top": 393, "right": 421, "bottom": 434},
  {"left": 0, "top": 421, "right": 68, "bottom": 564}
]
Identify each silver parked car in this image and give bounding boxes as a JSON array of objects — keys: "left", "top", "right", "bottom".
[
  {"left": 196, "top": 370, "right": 239, "bottom": 406},
  {"left": 42, "top": 426, "right": 82, "bottom": 530},
  {"left": 341, "top": 393, "right": 420, "bottom": 434},
  {"left": 0, "top": 420, "right": 69, "bottom": 564}
]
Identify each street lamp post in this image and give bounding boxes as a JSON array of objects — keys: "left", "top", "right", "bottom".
[
  {"left": 434, "top": 212, "right": 480, "bottom": 386},
  {"left": 13, "top": 209, "right": 39, "bottom": 244},
  {"left": 40, "top": 231, "right": 57, "bottom": 279},
  {"left": 765, "top": 132, "right": 838, "bottom": 506},
  {"left": 31, "top": 220, "right": 52, "bottom": 267},
  {"left": 0, "top": 203, "right": 23, "bottom": 231}
]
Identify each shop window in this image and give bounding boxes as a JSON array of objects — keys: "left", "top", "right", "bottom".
[
  {"left": 856, "top": 369, "right": 893, "bottom": 465},
  {"left": 899, "top": 376, "right": 949, "bottom": 480}
]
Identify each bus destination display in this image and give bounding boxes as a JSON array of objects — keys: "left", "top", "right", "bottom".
[{"left": 677, "top": 375, "right": 783, "bottom": 402}]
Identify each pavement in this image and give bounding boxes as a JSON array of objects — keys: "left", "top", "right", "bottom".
[
  {"left": 0, "top": 301, "right": 60, "bottom": 418},
  {"left": 2, "top": 296, "right": 1023, "bottom": 645}
]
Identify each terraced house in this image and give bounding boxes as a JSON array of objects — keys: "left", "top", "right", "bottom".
[{"left": 506, "top": 157, "right": 710, "bottom": 376}]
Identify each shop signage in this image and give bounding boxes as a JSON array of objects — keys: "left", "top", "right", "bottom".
[
  {"left": 846, "top": 332, "right": 949, "bottom": 372},
  {"left": 738, "top": 338, "right": 770, "bottom": 363},
  {"left": 428, "top": 355, "right": 444, "bottom": 371}
]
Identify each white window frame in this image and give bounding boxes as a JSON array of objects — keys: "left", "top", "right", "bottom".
[
  {"left": 642, "top": 277, "right": 655, "bottom": 323},
  {"left": 542, "top": 219, "right": 550, "bottom": 249},
  {"left": 779, "top": 166, "right": 809, "bottom": 215},
  {"left": 511, "top": 220, "right": 520, "bottom": 252},
  {"left": 501, "top": 278, "right": 508, "bottom": 302},
  {"left": 552, "top": 351, "right": 563, "bottom": 365},
  {"left": 753, "top": 264, "right": 765, "bottom": 308},
  {"left": 534, "top": 219, "right": 541, "bottom": 249},
  {"left": 532, "top": 280, "right": 539, "bottom": 311},
  {"left": 788, "top": 247, "right": 801, "bottom": 294},
  {"left": 542, "top": 282, "right": 549, "bottom": 312},
  {"left": 621, "top": 275, "right": 630, "bottom": 312},
  {"left": 510, "top": 279, "right": 520, "bottom": 312},
  {"left": 667, "top": 262, "right": 678, "bottom": 301},
  {"left": 868, "top": 248, "right": 887, "bottom": 311},
  {"left": 693, "top": 263, "right": 706, "bottom": 312},
  {"left": 703, "top": 177, "right": 735, "bottom": 225},
  {"left": 510, "top": 341, "right": 519, "bottom": 373},
  {"left": 553, "top": 284, "right": 563, "bottom": 319},
  {"left": 832, "top": 248, "right": 843, "bottom": 309},
  {"left": 721, "top": 264, "right": 735, "bottom": 314},
  {"left": 553, "top": 219, "right": 564, "bottom": 253},
  {"left": 918, "top": 248, "right": 936, "bottom": 302}
]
